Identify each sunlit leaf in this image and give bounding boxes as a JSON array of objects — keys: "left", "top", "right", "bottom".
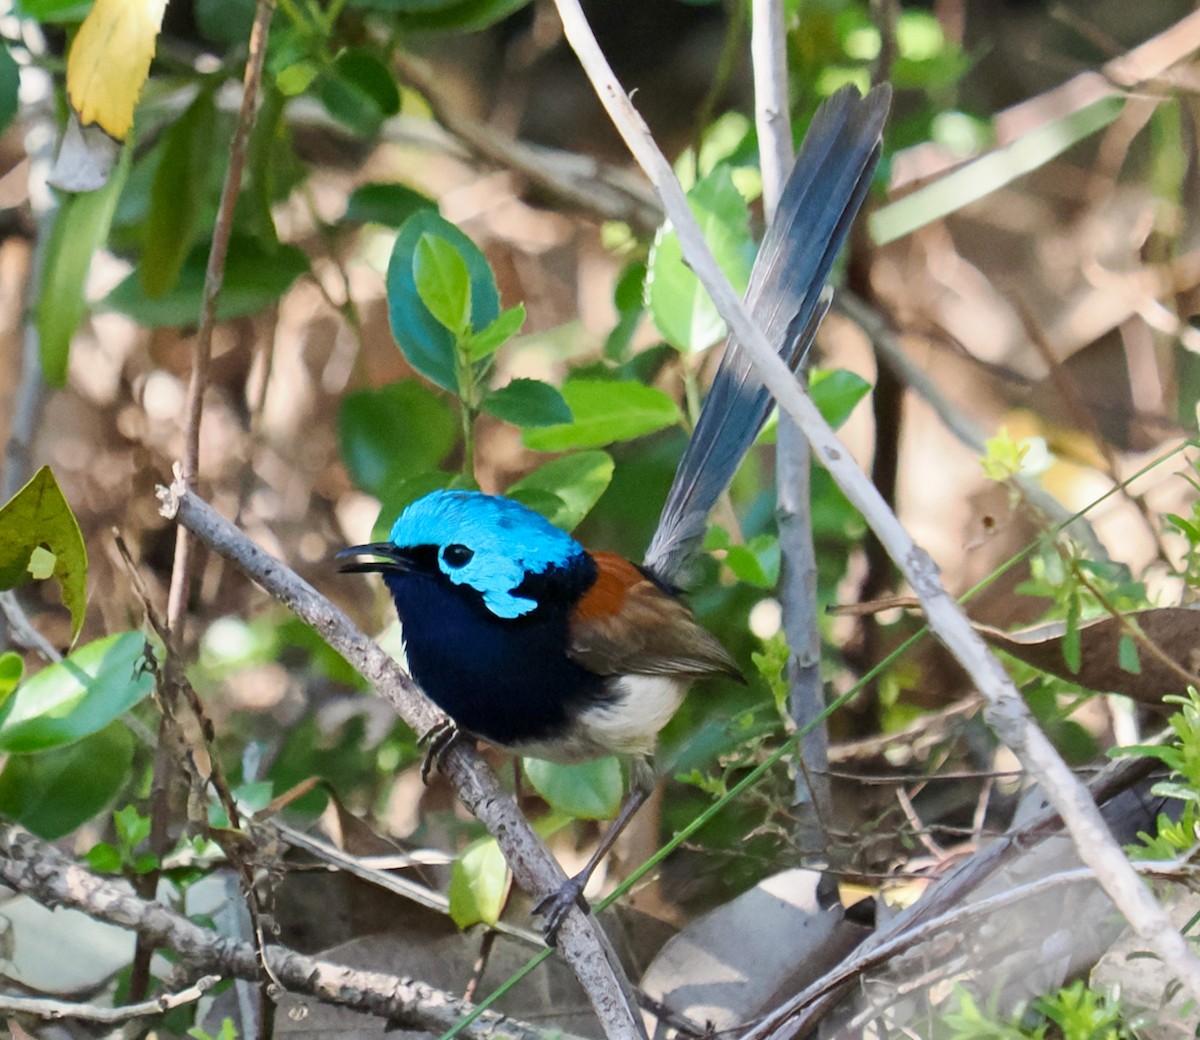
[
  {"left": 448, "top": 836, "right": 510, "bottom": 928},
  {"left": 413, "top": 233, "right": 472, "bottom": 335},
  {"left": 0, "top": 632, "right": 155, "bottom": 753},
  {"left": 508, "top": 451, "right": 614, "bottom": 531},
  {"left": 66, "top": 0, "right": 167, "bottom": 141},
  {"left": 38, "top": 146, "right": 131, "bottom": 384},
  {"left": 646, "top": 165, "right": 754, "bottom": 353},
  {"left": 0, "top": 653, "right": 23, "bottom": 706},
  {"left": 523, "top": 380, "right": 681, "bottom": 451},
  {"left": 0, "top": 467, "right": 88, "bottom": 640},
  {"left": 467, "top": 305, "right": 525, "bottom": 361}
]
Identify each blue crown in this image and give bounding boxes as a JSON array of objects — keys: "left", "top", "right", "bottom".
[{"left": 390, "top": 490, "right": 586, "bottom": 618}]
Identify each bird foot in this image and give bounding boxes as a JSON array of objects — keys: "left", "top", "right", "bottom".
[
  {"left": 418, "top": 720, "right": 461, "bottom": 783},
  {"left": 532, "top": 876, "right": 589, "bottom": 945}
]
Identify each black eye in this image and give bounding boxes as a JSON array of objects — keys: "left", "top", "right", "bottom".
[{"left": 442, "top": 544, "right": 474, "bottom": 568}]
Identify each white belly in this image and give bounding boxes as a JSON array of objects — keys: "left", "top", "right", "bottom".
[{"left": 513, "top": 674, "right": 688, "bottom": 763}]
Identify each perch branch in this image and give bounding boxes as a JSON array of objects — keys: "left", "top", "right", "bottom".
[{"left": 548, "top": 0, "right": 1200, "bottom": 1005}]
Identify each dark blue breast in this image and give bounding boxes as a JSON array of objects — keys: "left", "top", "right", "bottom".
[{"left": 381, "top": 559, "right": 608, "bottom": 749}]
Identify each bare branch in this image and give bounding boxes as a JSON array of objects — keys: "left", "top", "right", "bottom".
[
  {"left": 0, "top": 975, "right": 219, "bottom": 1024},
  {"left": 548, "top": 0, "right": 1200, "bottom": 1005},
  {"left": 0, "top": 825, "right": 550, "bottom": 1040}
]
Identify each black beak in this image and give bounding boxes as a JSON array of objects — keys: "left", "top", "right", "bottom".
[{"left": 337, "top": 542, "right": 411, "bottom": 574}]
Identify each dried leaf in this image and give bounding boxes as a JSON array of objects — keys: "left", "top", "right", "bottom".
[
  {"left": 66, "top": 0, "right": 167, "bottom": 141},
  {"left": 977, "top": 607, "right": 1200, "bottom": 706}
]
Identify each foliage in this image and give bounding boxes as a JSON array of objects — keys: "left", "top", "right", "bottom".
[{"left": 942, "top": 983, "right": 1136, "bottom": 1040}]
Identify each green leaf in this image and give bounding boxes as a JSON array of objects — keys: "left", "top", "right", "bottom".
[
  {"left": 482, "top": 379, "right": 571, "bottom": 428},
  {"left": 810, "top": 368, "right": 871, "bottom": 429},
  {"left": 522, "top": 757, "right": 623, "bottom": 820},
  {"left": 448, "top": 836, "right": 510, "bottom": 928},
  {"left": 0, "top": 632, "right": 155, "bottom": 753},
  {"left": 320, "top": 48, "right": 401, "bottom": 137},
  {"left": 114, "top": 803, "right": 152, "bottom": 847},
  {"left": 387, "top": 211, "right": 499, "bottom": 392},
  {"left": 0, "top": 722, "right": 134, "bottom": 839},
  {"left": 1063, "top": 593, "right": 1082, "bottom": 675},
  {"left": 507, "top": 451, "right": 614, "bottom": 531},
  {"left": 16, "top": 0, "right": 91, "bottom": 18},
  {"left": 0, "top": 467, "right": 88, "bottom": 640},
  {"left": 0, "top": 45, "right": 18, "bottom": 135},
  {"left": 350, "top": 0, "right": 531, "bottom": 32},
  {"left": 722, "top": 535, "right": 780, "bottom": 588},
  {"left": 142, "top": 88, "right": 217, "bottom": 298},
  {"left": 344, "top": 182, "right": 435, "bottom": 227},
  {"left": 523, "top": 379, "right": 682, "bottom": 451},
  {"left": 468, "top": 305, "right": 525, "bottom": 361},
  {"left": 0, "top": 653, "right": 23, "bottom": 705},
  {"left": 604, "top": 261, "right": 646, "bottom": 361},
  {"left": 275, "top": 61, "right": 320, "bottom": 96},
  {"left": 37, "top": 145, "right": 132, "bottom": 386},
  {"left": 413, "top": 233, "right": 472, "bottom": 335},
  {"left": 1118, "top": 633, "right": 1142, "bottom": 675},
  {"left": 85, "top": 841, "right": 123, "bottom": 873},
  {"left": 646, "top": 165, "right": 754, "bottom": 353},
  {"left": 104, "top": 237, "right": 308, "bottom": 327},
  {"left": 338, "top": 380, "right": 457, "bottom": 495}
]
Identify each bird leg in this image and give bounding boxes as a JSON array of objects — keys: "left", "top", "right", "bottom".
[
  {"left": 533, "top": 759, "right": 655, "bottom": 943},
  {"left": 418, "top": 719, "right": 462, "bottom": 783}
]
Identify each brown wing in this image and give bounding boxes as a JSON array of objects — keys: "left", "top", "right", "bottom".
[{"left": 567, "top": 552, "right": 742, "bottom": 681}]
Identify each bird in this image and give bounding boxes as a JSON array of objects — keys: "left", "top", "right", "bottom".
[{"left": 339, "top": 83, "right": 890, "bottom": 941}]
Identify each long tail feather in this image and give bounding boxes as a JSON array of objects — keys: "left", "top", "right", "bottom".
[{"left": 643, "top": 83, "right": 890, "bottom": 582}]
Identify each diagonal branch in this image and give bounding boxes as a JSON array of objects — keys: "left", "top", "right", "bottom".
[{"left": 547, "top": 0, "right": 1200, "bottom": 1006}]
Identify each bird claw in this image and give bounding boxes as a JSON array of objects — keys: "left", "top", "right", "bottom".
[
  {"left": 533, "top": 877, "right": 589, "bottom": 945},
  {"left": 418, "top": 720, "right": 461, "bottom": 783}
]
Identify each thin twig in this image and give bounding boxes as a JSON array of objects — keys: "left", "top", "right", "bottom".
[
  {"left": 157, "top": 480, "right": 647, "bottom": 1040},
  {"left": 0, "top": 591, "right": 61, "bottom": 662},
  {"left": 0, "top": 826, "right": 549, "bottom": 1040},
  {"left": 166, "top": 0, "right": 274, "bottom": 634},
  {"left": 0, "top": 976, "right": 220, "bottom": 1024},
  {"left": 752, "top": 0, "right": 830, "bottom": 820},
  {"left": 547, "top": 0, "right": 1200, "bottom": 1004},
  {"left": 141, "top": 0, "right": 275, "bottom": 1004}
]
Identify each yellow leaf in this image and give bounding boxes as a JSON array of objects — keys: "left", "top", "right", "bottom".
[
  {"left": 27, "top": 546, "right": 56, "bottom": 581},
  {"left": 66, "top": 0, "right": 168, "bottom": 141}
]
